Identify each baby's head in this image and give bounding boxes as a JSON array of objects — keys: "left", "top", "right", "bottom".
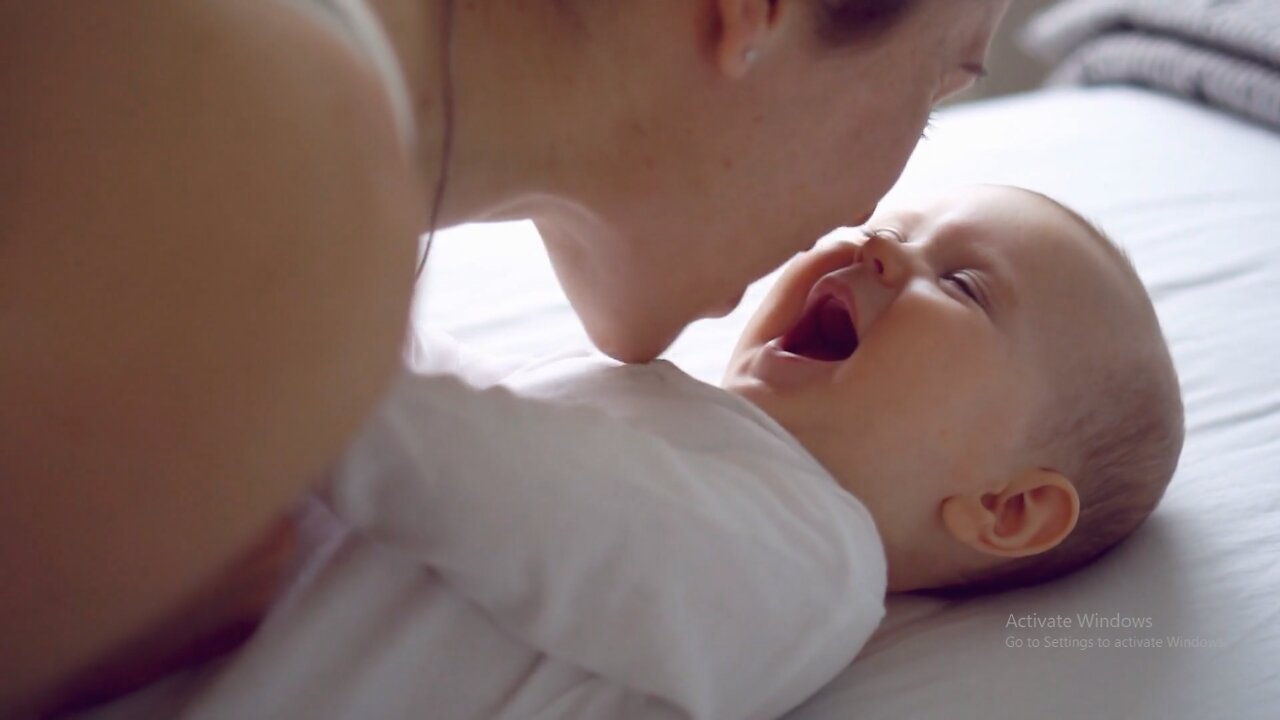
[{"left": 724, "top": 184, "right": 1184, "bottom": 595}]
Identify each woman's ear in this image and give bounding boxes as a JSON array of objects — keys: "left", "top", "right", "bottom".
[
  {"left": 940, "top": 468, "right": 1080, "bottom": 559},
  {"left": 713, "top": 0, "right": 780, "bottom": 77}
]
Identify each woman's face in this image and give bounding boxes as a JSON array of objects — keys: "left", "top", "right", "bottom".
[{"left": 538, "top": 0, "right": 1012, "bottom": 362}]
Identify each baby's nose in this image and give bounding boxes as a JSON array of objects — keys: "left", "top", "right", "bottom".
[{"left": 860, "top": 229, "right": 911, "bottom": 287}]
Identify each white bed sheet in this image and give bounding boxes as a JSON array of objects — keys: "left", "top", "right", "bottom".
[{"left": 416, "top": 87, "right": 1280, "bottom": 719}]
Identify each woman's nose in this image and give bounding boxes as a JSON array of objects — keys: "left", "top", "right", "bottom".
[{"left": 860, "top": 228, "right": 913, "bottom": 288}]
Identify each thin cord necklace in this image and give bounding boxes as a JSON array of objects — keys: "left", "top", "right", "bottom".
[{"left": 414, "top": 0, "right": 455, "bottom": 284}]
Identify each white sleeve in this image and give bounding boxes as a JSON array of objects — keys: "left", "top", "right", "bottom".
[{"left": 328, "top": 370, "right": 886, "bottom": 720}]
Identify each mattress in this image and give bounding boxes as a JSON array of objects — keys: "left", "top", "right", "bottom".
[{"left": 416, "top": 86, "right": 1280, "bottom": 719}]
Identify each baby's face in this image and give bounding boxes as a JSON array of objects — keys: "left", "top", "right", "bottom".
[{"left": 724, "top": 185, "right": 1141, "bottom": 588}]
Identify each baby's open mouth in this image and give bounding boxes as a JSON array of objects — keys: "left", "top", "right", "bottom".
[{"left": 778, "top": 293, "right": 859, "bottom": 361}]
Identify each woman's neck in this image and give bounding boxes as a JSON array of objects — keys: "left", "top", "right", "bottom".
[{"left": 364, "top": 0, "right": 604, "bottom": 228}]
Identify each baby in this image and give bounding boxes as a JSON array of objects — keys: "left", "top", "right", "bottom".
[
  {"left": 139, "top": 185, "right": 1183, "bottom": 720},
  {"left": 723, "top": 183, "right": 1184, "bottom": 595}
]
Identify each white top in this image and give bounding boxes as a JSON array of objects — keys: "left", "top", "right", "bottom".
[{"left": 82, "top": 334, "right": 886, "bottom": 720}]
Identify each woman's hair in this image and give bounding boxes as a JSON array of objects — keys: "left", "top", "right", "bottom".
[{"left": 810, "top": 0, "right": 918, "bottom": 45}]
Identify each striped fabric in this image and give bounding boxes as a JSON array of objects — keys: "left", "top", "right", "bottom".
[{"left": 1023, "top": 0, "right": 1280, "bottom": 130}]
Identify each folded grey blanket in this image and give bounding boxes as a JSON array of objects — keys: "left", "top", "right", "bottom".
[{"left": 1023, "top": 0, "right": 1280, "bottom": 130}]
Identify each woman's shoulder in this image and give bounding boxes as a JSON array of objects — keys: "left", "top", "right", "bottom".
[
  {"left": 3, "top": 0, "right": 423, "bottom": 300},
  {"left": 3, "top": 1, "right": 424, "bottom": 245},
  {"left": 6, "top": 0, "right": 400, "bottom": 149},
  {"left": 1, "top": 2, "right": 424, "bottom": 712}
]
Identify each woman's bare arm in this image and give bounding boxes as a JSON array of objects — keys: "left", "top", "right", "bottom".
[{"left": 0, "top": 0, "right": 422, "bottom": 708}]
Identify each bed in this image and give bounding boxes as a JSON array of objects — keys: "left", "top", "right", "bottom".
[{"left": 417, "top": 82, "right": 1280, "bottom": 720}]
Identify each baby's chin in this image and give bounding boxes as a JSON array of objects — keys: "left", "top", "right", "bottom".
[
  {"left": 720, "top": 364, "right": 781, "bottom": 409},
  {"left": 720, "top": 374, "right": 770, "bottom": 418}
]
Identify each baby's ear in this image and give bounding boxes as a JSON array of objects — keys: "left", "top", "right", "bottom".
[{"left": 941, "top": 468, "right": 1080, "bottom": 559}]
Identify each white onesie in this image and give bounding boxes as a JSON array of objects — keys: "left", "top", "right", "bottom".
[{"left": 85, "top": 334, "right": 886, "bottom": 720}]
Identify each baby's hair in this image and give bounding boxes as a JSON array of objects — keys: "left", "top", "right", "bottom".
[{"left": 933, "top": 198, "right": 1185, "bottom": 597}]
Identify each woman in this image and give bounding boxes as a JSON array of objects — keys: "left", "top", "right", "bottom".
[{"left": 1, "top": 0, "right": 1009, "bottom": 714}]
